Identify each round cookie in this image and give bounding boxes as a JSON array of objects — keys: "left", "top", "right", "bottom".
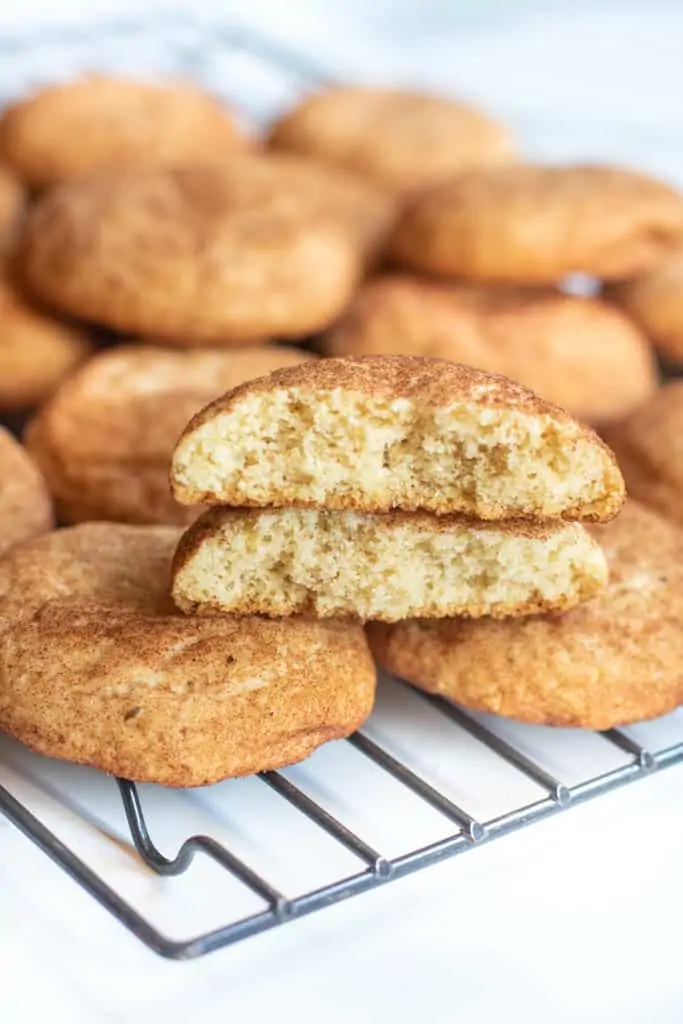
[
  {"left": 390, "top": 164, "right": 683, "bottom": 283},
  {"left": 0, "top": 74, "right": 247, "bottom": 190},
  {"left": 602, "top": 381, "right": 683, "bottom": 526},
  {"left": 368, "top": 501, "right": 683, "bottom": 729},
  {"left": 0, "top": 427, "right": 53, "bottom": 556},
  {"left": 268, "top": 86, "right": 515, "bottom": 193},
  {"left": 0, "top": 163, "right": 23, "bottom": 247},
  {"left": 0, "top": 278, "right": 92, "bottom": 411},
  {"left": 324, "top": 275, "right": 658, "bottom": 424},
  {"left": 171, "top": 355, "right": 625, "bottom": 522},
  {"left": 0, "top": 523, "right": 375, "bottom": 786},
  {"left": 20, "top": 162, "right": 364, "bottom": 344},
  {"left": 25, "top": 344, "right": 313, "bottom": 525},
  {"left": 608, "top": 252, "right": 683, "bottom": 363}
]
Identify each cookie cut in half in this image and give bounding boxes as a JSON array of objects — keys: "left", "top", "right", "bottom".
[
  {"left": 171, "top": 356, "right": 625, "bottom": 522},
  {"left": 172, "top": 507, "right": 607, "bottom": 622},
  {"left": 0, "top": 523, "right": 375, "bottom": 786},
  {"left": 368, "top": 501, "right": 683, "bottom": 730}
]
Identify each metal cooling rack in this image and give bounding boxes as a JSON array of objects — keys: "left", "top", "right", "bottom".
[
  {"left": 1, "top": 12, "right": 683, "bottom": 961},
  {"left": 2, "top": 683, "right": 683, "bottom": 960}
]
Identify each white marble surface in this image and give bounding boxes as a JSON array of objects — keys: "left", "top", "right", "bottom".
[{"left": 1, "top": 3, "right": 683, "bottom": 1023}]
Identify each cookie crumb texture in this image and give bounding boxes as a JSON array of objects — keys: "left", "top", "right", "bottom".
[
  {"left": 172, "top": 357, "right": 624, "bottom": 522},
  {"left": 368, "top": 501, "right": 683, "bottom": 729},
  {"left": 0, "top": 523, "right": 375, "bottom": 786},
  {"left": 172, "top": 508, "right": 607, "bottom": 621}
]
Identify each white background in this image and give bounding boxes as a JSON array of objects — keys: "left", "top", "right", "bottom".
[{"left": 2, "top": 3, "right": 683, "bottom": 1023}]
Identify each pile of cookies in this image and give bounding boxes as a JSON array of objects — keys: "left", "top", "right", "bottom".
[{"left": 1, "top": 70, "right": 683, "bottom": 786}]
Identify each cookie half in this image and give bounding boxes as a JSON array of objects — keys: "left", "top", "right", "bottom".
[
  {"left": 0, "top": 74, "right": 247, "bottom": 190},
  {"left": 608, "top": 252, "right": 683, "bottom": 363},
  {"left": 268, "top": 86, "right": 515, "bottom": 193},
  {"left": 171, "top": 355, "right": 625, "bottom": 522},
  {"left": 602, "top": 381, "right": 683, "bottom": 526},
  {"left": 0, "top": 279, "right": 91, "bottom": 411},
  {"left": 368, "top": 501, "right": 683, "bottom": 729},
  {"left": 324, "top": 275, "right": 657, "bottom": 424},
  {"left": 390, "top": 164, "right": 683, "bottom": 283},
  {"left": 20, "top": 163, "right": 363, "bottom": 344},
  {"left": 172, "top": 507, "right": 607, "bottom": 622},
  {"left": 0, "top": 427, "right": 53, "bottom": 556},
  {"left": 25, "top": 344, "right": 313, "bottom": 525},
  {"left": 0, "top": 523, "right": 375, "bottom": 786}
]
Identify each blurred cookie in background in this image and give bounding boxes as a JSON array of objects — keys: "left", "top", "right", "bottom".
[
  {"left": 0, "top": 74, "right": 249, "bottom": 190},
  {"left": 390, "top": 164, "right": 683, "bottom": 283},
  {"left": 324, "top": 275, "right": 657, "bottom": 425},
  {"left": 608, "top": 251, "right": 683, "bottom": 364},
  {"left": 0, "top": 278, "right": 91, "bottom": 412},
  {"left": 19, "top": 162, "right": 365, "bottom": 344},
  {"left": 25, "top": 344, "right": 313, "bottom": 525},
  {"left": 368, "top": 501, "right": 683, "bottom": 730},
  {"left": 171, "top": 354, "right": 624, "bottom": 523},
  {"left": 268, "top": 86, "right": 515, "bottom": 194},
  {"left": 602, "top": 381, "right": 683, "bottom": 526},
  {"left": 0, "top": 163, "right": 24, "bottom": 250},
  {"left": 0, "top": 426, "right": 53, "bottom": 556}
]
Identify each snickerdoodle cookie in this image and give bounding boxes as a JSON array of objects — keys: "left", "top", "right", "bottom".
[
  {"left": 0, "top": 427, "right": 53, "bottom": 556},
  {"left": 268, "top": 86, "right": 515, "bottom": 193},
  {"left": 390, "top": 165, "right": 683, "bottom": 283},
  {"left": 0, "top": 163, "right": 23, "bottom": 247},
  {"left": 25, "top": 344, "right": 312, "bottom": 525},
  {"left": 171, "top": 355, "right": 624, "bottom": 522},
  {"left": 368, "top": 501, "right": 683, "bottom": 729},
  {"left": 20, "top": 163, "right": 364, "bottom": 344},
  {"left": 608, "top": 251, "right": 683, "bottom": 363},
  {"left": 0, "top": 74, "right": 247, "bottom": 190},
  {"left": 172, "top": 507, "right": 606, "bottom": 622},
  {"left": 602, "top": 381, "right": 683, "bottom": 526},
  {"left": 324, "top": 275, "right": 657, "bottom": 424},
  {"left": 0, "top": 279, "right": 91, "bottom": 411},
  {"left": 0, "top": 523, "right": 375, "bottom": 786}
]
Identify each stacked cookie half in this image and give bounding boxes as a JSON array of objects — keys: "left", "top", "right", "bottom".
[{"left": 169, "top": 355, "right": 621, "bottom": 626}]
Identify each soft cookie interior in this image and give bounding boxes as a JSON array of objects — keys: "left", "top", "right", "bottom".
[
  {"left": 172, "top": 386, "right": 624, "bottom": 520},
  {"left": 172, "top": 508, "right": 608, "bottom": 621}
]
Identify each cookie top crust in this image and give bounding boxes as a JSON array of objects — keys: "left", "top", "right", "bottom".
[{"left": 390, "top": 164, "right": 683, "bottom": 282}]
